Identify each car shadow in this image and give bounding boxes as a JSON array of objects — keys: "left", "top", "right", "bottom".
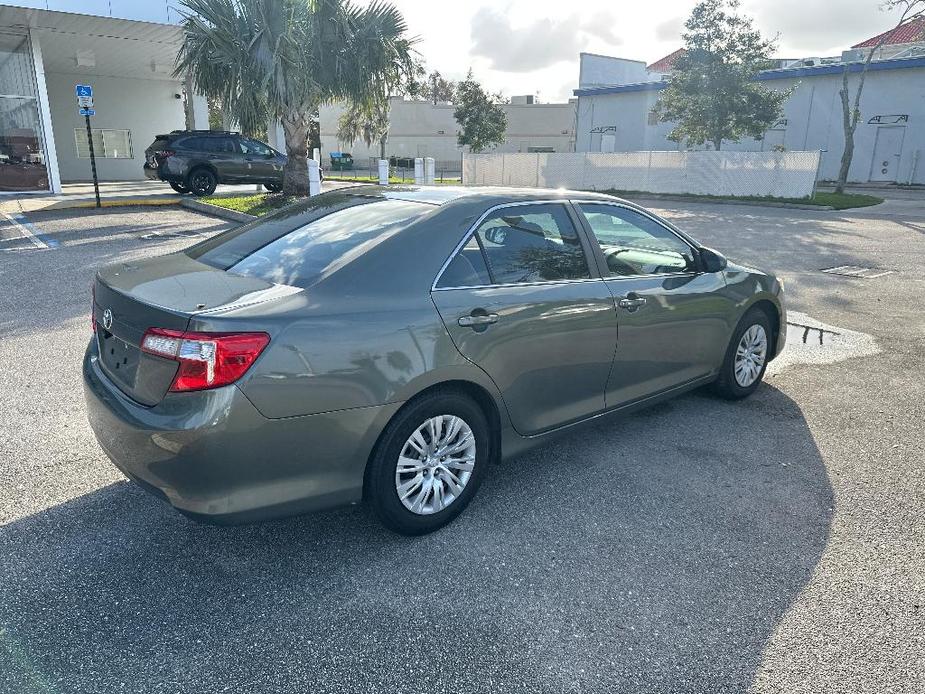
[{"left": 0, "top": 384, "right": 831, "bottom": 693}]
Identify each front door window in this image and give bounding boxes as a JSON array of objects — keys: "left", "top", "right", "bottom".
[{"left": 0, "top": 34, "right": 49, "bottom": 192}]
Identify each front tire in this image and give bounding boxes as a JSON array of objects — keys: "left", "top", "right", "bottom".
[
  {"left": 264, "top": 182, "right": 282, "bottom": 193},
  {"left": 712, "top": 307, "right": 772, "bottom": 400},
  {"left": 187, "top": 168, "right": 217, "bottom": 197},
  {"left": 169, "top": 181, "right": 190, "bottom": 194},
  {"left": 366, "top": 390, "right": 490, "bottom": 535}
]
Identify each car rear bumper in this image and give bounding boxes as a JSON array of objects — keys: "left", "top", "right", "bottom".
[{"left": 83, "top": 341, "right": 399, "bottom": 523}]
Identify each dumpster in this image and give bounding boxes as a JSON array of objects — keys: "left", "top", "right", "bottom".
[{"left": 328, "top": 152, "right": 354, "bottom": 171}]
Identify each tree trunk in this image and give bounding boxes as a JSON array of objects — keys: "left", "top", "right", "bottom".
[
  {"left": 836, "top": 72, "right": 854, "bottom": 195},
  {"left": 713, "top": 138, "right": 722, "bottom": 151},
  {"left": 281, "top": 112, "right": 310, "bottom": 196},
  {"left": 835, "top": 130, "right": 854, "bottom": 195},
  {"left": 379, "top": 135, "right": 387, "bottom": 161},
  {"left": 183, "top": 72, "right": 195, "bottom": 131}
]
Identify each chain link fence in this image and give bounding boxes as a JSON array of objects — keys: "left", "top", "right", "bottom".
[{"left": 463, "top": 151, "right": 822, "bottom": 198}]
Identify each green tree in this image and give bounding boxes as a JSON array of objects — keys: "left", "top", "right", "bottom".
[
  {"left": 177, "top": 0, "right": 415, "bottom": 194},
  {"left": 454, "top": 71, "right": 507, "bottom": 153},
  {"left": 834, "top": 1, "right": 924, "bottom": 193},
  {"left": 337, "top": 96, "right": 391, "bottom": 160},
  {"left": 423, "top": 71, "right": 457, "bottom": 104},
  {"left": 654, "top": 0, "right": 788, "bottom": 151}
]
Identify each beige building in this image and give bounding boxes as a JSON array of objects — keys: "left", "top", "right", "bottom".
[{"left": 319, "top": 95, "right": 577, "bottom": 169}]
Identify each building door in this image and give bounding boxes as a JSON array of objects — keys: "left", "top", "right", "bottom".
[
  {"left": 869, "top": 126, "right": 905, "bottom": 182},
  {"left": 0, "top": 34, "right": 50, "bottom": 192},
  {"left": 600, "top": 134, "right": 616, "bottom": 153}
]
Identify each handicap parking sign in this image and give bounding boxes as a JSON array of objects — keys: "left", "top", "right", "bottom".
[{"left": 75, "top": 84, "right": 93, "bottom": 98}]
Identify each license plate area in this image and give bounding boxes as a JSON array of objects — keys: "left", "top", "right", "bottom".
[{"left": 97, "top": 329, "right": 141, "bottom": 390}]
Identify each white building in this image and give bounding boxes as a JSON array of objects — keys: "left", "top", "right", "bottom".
[
  {"left": 0, "top": 2, "right": 213, "bottom": 195},
  {"left": 573, "top": 20, "right": 925, "bottom": 184},
  {"left": 319, "top": 95, "right": 577, "bottom": 169}
]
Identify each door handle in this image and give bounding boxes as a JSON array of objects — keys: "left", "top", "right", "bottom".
[
  {"left": 458, "top": 312, "right": 499, "bottom": 328},
  {"left": 618, "top": 294, "right": 647, "bottom": 311}
]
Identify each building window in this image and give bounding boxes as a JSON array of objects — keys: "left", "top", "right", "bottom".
[
  {"left": 527, "top": 146, "right": 555, "bottom": 153},
  {"left": 74, "top": 128, "right": 133, "bottom": 159},
  {"left": 647, "top": 110, "right": 659, "bottom": 126}
]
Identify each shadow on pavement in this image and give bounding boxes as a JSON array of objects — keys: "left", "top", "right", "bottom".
[{"left": 0, "top": 384, "right": 832, "bottom": 693}]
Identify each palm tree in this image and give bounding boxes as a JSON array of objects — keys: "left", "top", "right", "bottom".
[
  {"left": 337, "top": 97, "right": 391, "bottom": 160},
  {"left": 176, "top": 0, "right": 415, "bottom": 195}
]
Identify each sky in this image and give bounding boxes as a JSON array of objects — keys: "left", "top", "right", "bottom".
[{"left": 373, "top": 0, "right": 911, "bottom": 102}]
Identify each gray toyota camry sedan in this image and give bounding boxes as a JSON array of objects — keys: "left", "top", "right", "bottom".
[{"left": 84, "top": 186, "right": 785, "bottom": 535}]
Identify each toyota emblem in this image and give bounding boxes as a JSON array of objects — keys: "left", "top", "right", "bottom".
[{"left": 102, "top": 308, "right": 113, "bottom": 331}]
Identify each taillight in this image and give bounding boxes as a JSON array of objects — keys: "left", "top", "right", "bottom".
[
  {"left": 140, "top": 328, "right": 270, "bottom": 392},
  {"left": 154, "top": 149, "right": 175, "bottom": 160},
  {"left": 90, "top": 284, "right": 96, "bottom": 332}
]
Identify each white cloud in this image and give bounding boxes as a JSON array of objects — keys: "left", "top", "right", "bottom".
[
  {"left": 371, "top": 0, "right": 909, "bottom": 103},
  {"left": 470, "top": 7, "right": 621, "bottom": 73}
]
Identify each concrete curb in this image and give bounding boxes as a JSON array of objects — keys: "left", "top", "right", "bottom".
[
  {"left": 618, "top": 194, "right": 837, "bottom": 211},
  {"left": 180, "top": 198, "right": 256, "bottom": 223}
]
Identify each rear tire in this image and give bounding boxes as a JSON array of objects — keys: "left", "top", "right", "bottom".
[
  {"left": 712, "top": 307, "right": 772, "bottom": 400},
  {"left": 264, "top": 182, "right": 283, "bottom": 193},
  {"left": 169, "top": 181, "right": 190, "bottom": 194},
  {"left": 366, "top": 390, "right": 489, "bottom": 535},
  {"left": 187, "top": 168, "right": 217, "bottom": 197}
]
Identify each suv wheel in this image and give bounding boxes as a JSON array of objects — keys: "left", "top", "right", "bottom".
[
  {"left": 365, "top": 390, "right": 489, "bottom": 535},
  {"left": 169, "top": 181, "right": 190, "bottom": 194},
  {"left": 187, "top": 168, "right": 217, "bottom": 197},
  {"left": 264, "top": 182, "right": 282, "bottom": 193}
]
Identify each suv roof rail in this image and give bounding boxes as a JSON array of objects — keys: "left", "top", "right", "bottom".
[{"left": 169, "top": 129, "right": 240, "bottom": 136}]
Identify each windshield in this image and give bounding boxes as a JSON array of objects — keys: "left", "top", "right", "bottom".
[{"left": 187, "top": 194, "right": 432, "bottom": 289}]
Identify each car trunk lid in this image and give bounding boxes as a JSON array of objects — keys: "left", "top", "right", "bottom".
[{"left": 93, "top": 253, "right": 283, "bottom": 405}]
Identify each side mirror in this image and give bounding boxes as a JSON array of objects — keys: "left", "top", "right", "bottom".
[
  {"left": 699, "top": 247, "right": 727, "bottom": 273},
  {"left": 483, "top": 228, "right": 507, "bottom": 244}
]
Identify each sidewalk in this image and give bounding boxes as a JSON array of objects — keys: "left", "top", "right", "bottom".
[{"left": 0, "top": 181, "right": 268, "bottom": 215}]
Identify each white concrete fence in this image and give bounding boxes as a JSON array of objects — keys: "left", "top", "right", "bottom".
[{"left": 462, "top": 150, "right": 823, "bottom": 199}]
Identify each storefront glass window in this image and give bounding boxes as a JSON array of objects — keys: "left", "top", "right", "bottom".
[{"left": 0, "top": 34, "right": 49, "bottom": 192}]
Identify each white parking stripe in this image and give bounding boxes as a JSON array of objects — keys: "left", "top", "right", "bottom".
[{"left": 1, "top": 211, "right": 47, "bottom": 249}]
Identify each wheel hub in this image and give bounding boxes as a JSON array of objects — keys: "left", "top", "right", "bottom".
[
  {"left": 734, "top": 324, "right": 768, "bottom": 387},
  {"left": 395, "top": 414, "right": 476, "bottom": 515}
]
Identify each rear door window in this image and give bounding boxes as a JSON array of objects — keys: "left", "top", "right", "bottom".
[
  {"left": 472, "top": 203, "right": 591, "bottom": 284},
  {"left": 188, "top": 196, "right": 431, "bottom": 289},
  {"left": 436, "top": 237, "right": 492, "bottom": 288}
]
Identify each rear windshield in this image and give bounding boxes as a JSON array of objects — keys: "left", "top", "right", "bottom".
[{"left": 187, "top": 194, "right": 431, "bottom": 289}]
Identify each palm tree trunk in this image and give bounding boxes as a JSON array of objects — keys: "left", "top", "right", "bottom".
[{"left": 282, "top": 113, "right": 310, "bottom": 196}]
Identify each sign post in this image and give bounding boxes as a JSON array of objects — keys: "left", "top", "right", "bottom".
[{"left": 76, "top": 85, "right": 100, "bottom": 208}]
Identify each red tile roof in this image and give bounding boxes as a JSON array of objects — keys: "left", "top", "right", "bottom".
[
  {"left": 852, "top": 16, "right": 925, "bottom": 48},
  {"left": 646, "top": 48, "right": 686, "bottom": 73}
]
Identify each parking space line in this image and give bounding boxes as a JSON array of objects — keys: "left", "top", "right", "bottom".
[{"left": 1, "top": 211, "right": 49, "bottom": 249}]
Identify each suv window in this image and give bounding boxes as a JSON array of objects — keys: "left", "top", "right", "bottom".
[
  {"left": 179, "top": 136, "right": 236, "bottom": 153},
  {"left": 240, "top": 138, "right": 275, "bottom": 156},
  {"left": 189, "top": 196, "right": 431, "bottom": 289},
  {"left": 578, "top": 204, "right": 696, "bottom": 277},
  {"left": 473, "top": 204, "right": 590, "bottom": 284}
]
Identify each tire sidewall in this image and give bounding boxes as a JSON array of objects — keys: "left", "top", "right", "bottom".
[
  {"left": 367, "top": 392, "right": 489, "bottom": 535},
  {"left": 718, "top": 308, "right": 773, "bottom": 398}
]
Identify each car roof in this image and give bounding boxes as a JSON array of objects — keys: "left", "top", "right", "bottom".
[{"left": 340, "top": 185, "right": 629, "bottom": 207}]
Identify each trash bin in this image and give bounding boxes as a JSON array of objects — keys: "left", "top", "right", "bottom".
[{"left": 328, "top": 152, "right": 354, "bottom": 171}]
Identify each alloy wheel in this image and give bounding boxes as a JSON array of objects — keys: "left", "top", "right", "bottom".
[
  {"left": 734, "top": 324, "right": 768, "bottom": 387},
  {"left": 395, "top": 415, "right": 476, "bottom": 515}
]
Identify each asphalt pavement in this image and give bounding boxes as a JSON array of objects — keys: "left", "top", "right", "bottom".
[{"left": 0, "top": 197, "right": 923, "bottom": 693}]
